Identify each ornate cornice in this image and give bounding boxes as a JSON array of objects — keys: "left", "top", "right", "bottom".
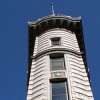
[
  {"left": 28, "top": 14, "right": 81, "bottom": 35},
  {"left": 28, "top": 14, "right": 81, "bottom": 25}
]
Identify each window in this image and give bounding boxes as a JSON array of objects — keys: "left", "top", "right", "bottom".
[
  {"left": 50, "top": 57, "right": 65, "bottom": 71},
  {"left": 52, "top": 82, "right": 68, "bottom": 100},
  {"left": 51, "top": 38, "right": 61, "bottom": 46}
]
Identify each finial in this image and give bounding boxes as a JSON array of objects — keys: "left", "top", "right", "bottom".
[{"left": 51, "top": 0, "right": 55, "bottom": 15}]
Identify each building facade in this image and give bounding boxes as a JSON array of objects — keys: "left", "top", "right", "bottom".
[{"left": 27, "top": 15, "right": 94, "bottom": 100}]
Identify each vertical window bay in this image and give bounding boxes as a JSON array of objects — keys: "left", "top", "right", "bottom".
[
  {"left": 52, "top": 82, "right": 68, "bottom": 100},
  {"left": 50, "top": 57, "right": 65, "bottom": 71}
]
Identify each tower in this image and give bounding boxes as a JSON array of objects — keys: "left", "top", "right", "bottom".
[{"left": 27, "top": 15, "right": 94, "bottom": 100}]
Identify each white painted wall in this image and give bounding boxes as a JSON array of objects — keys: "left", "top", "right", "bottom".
[
  {"left": 65, "top": 54, "right": 94, "bottom": 100},
  {"left": 27, "top": 29, "right": 94, "bottom": 100},
  {"left": 33, "top": 29, "right": 80, "bottom": 56}
]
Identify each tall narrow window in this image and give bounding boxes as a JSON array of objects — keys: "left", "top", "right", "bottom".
[
  {"left": 52, "top": 82, "right": 68, "bottom": 100},
  {"left": 50, "top": 57, "right": 65, "bottom": 71},
  {"left": 51, "top": 38, "right": 61, "bottom": 46}
]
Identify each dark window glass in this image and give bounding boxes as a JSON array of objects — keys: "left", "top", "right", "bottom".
[
  {"left": 52, "top": 95, "right": 67, "bottom": 100},
  {"left": 51, "top": 38, "right": 61, "bottom": 46},
  {"left": 51, "top": 57, "right": 64, "bottom": 71},
  {"left": 52, "top": 82, "right": 67, "bottom": 100}
]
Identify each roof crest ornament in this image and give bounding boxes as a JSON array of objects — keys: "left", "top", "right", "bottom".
[{"left": 51, "top": 0, "right": 55, "bottom": 15}]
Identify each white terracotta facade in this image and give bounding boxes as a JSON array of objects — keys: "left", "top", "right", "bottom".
[{"left": 27, "top": 15, "right": 94, "bottom": 100}]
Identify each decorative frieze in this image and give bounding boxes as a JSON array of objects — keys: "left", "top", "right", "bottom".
[{"left": 51, "top": 71, "right": 66, "bottom": 79}]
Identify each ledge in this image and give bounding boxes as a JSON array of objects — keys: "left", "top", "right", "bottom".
[{"left": 31, "top": 48, "right": 82, "bottom": 59}]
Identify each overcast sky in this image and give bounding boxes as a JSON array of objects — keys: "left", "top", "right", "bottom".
[{"left": 0, "top": 0, "right": 99, "bottom": 99}]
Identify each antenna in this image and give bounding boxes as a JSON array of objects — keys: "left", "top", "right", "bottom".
[{"left": 51, "top": 0, "right": 55, "bottom": 15}]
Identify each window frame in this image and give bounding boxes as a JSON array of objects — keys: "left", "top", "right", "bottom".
[
  {"left": 51, "top": 81, "right": 68, "bottom": 100},
  {"left": 51, "top": 37, "right": 61, "bottom": 46},
  {"left": 50, "top": 56, "right": 65, "bottom": 71}
]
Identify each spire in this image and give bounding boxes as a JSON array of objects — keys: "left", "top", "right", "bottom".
[{"left": 51, "top": 0, "right": 55, "bottom": 15}]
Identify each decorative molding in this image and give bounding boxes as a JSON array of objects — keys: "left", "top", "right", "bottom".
[
  {"left": 31, "top": 48, "right": 82, "bottom": 59},
  {"left": 28, "top": 14, "right": 81, "bottom": 25},
  {"left": 51, "top": 71, "right": 66, "bottom": 79}
]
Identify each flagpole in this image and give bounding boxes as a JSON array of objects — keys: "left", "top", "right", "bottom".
[{"left": 51, "top": 0, "right": 55, "bottom": 15}]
